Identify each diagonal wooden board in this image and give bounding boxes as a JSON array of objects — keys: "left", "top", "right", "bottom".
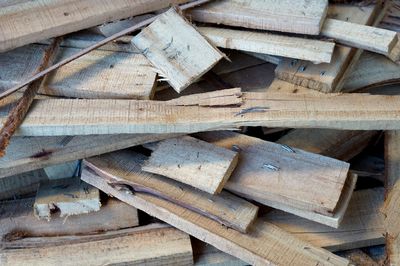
[
  {"left": 195, "top": 131, "right": 353, "bottom": 227},
  {"left": 3, "top": 91, "right": 400, "bottom": 136},
  {"left": 132, "top": 8, "right": 224, "bottom": 93},
  {"left": 188, "top": 0, "right": 329, "bottom": 35},
  {"left": 0, "top": 0, "right": 190, "bottom": 52},
  {"left": 263, "top": 188, "right": 385, "bottom": 252},
  {"left": 84, "top": 150, "right": 258, "bottom": 233},
  {"left": 0, "top": 44, "right": 156, "bottom": 99},
  {"left": 81, "top": 166, "right": 349, "bottom": 266}
]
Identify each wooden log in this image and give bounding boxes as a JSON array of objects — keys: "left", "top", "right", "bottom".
[
  {"left": 275, "top": 4, "right": 379, "bottom": 92},
  {"left": 131, "top": 8, "right": 224, "bottom": 93},
  {"left": 0, "top": 134, "right": 177, "bottom": 179},
  {"left": 0, "top": 224, "right": 193, "bottom": 266},
  {"left": 34, "top": 178, "right": 101, "bottom": 220},
  {"left": 198, "top": 27, "right": 335, "bottom": 63},
  {"left": 4, "top": 91, "right": 400, "bottom": 135},
  {"left": 264, "top": 188, "right": 385, "bottom": 251},
  {"left": 142, "top": 136, "right": 238, "bottom": 194},
  {"left": 0, "top": 0, "right": 190, "bottom": 52},
  {"left": 277, "top": 129, "right": 378, "bottom": 161},
  {"left": 0, "top": 197, "right": 139, "bottom": 240},
  {"left": 81, "top": 167, "right": 349, "bottom": 266},
  {"left": 84, "top": 150, "right": 258, "bottom": 233},
  {"left": 0, "top": 44, "right": 156, "bottom": 99},
  {"left": 188, "top": 0, "right": 329, "bottom": 35},
  {"left": 195, "top": 131, "right": 353, "bottom": 227},
  {"left": 0, "top": 169, "right": 47, "bottom": 200}
]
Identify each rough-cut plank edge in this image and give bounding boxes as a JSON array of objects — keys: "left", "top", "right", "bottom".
[{"left": 81, "top": 167, "right": 349, "bottom": 266}]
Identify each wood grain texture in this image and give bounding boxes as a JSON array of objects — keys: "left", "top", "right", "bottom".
[
  {"left": 322, "top": 18, "right": 399, "bottom": 57},
  {"left": 85, "top": 150, "right": 258, "bottom": 233},
  {"left": 0, "top": 224, "right": 193, "bottom": 266},
  {"left": 0, "top": 134, "right": 176, "bottom": 178},
  {"left": 0, "top": 0, "right": 190, "bottom": 52},
  {"left": 4, "top": 92, "right": 400, "bottom": 136},
  {"left": 0, "top": 44, "right": 156, "bottom": 99},
  {"left": 188, "top": 0, "right": 329, "bottom": 35},
  {"left": 81, "top": 167, "right": 349, "bottom": 266},
  {"left": 0, "top": 197, "right": 139, "bottom": 240},
  {"left": 278, "top": 129, "right": 378, "bottom": 161},
  {"left": 143, "top": 136, "right": 238, "bottom": 194},
  {"left": 275, "top": 4, "right": 378, "bottom": 92},
  {"left": 198, "top": 27, "right": 335, "bottom": 63},
  {"left": 264, "top": 188, "right": 385, "bottom": 252},
  {"left": 132, "top": 8, "right": 223, "bottom": 93},
  {"left": 195, "top": 131, "right": 352, "bottom": 227},
  {"left": 0, "top": 169, "right": 47, "bottom": 200}
]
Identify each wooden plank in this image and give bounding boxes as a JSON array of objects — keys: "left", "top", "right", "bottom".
[
  {"left": 142, "top": 136, "right": 238, "bottom": 194},
  {"left": 131, "top": 8, "right": 224, "bottom": 93},
  {"left": 275, "top": 4, "right": 379, "bottom": 92},
  {"left": 44, "top": 161, "right": 80, "bottom": 180},
  {"left": 81, "top": 167, "right": 349, "bottom": 266},
  {"left": 0, "top": 44, "right": 156, "bottom": 99},
  {"left": 84, "top": 150, "right": 258, "bottom": 233},
  {"left": 0, "top": 134, "right": 176, "bottom": 179},
  {"left": 195, "top": 131, "right": 353, "bottom": 227},
  {"left": 5, "top": 91, "right": 400, "bottom": 135},
  {"left": 0, "top": 224, "right": 193, "bottom": 266},
  {"left": 322, "top": 18, "right": 399, "bottom": 58},
  {"left": 383, "top": 131, "right": 400, "bottom": 266},
  {"left": 0, "top": 0, "right": 190, "bottom": 52},
  {"left": 34, "top": 178, "right": 101, "bottom": 220},
  {"left": 277, "top": 129, "right": 378, "bottom": 161},
  {"left": 264, "top": 188, "right": 385, "bottom": 252},
  {"left": 0, "top": 169, "right": 47, "bottom": 200},
  {"left": 188, "top": 0, "right": 329, "bottom": 35},
  {"left": 198, "top": 27, "right": 335, "bottom": 63},
  {"left": 0, "top": 197, "right": 139, "bottom": 240}
]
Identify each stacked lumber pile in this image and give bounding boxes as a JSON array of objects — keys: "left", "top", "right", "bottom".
[{"left": 0, "top": 0, "right": 400, "bottom": 265}]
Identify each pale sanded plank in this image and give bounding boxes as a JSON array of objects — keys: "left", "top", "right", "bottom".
[
  {"left": 143, "top": 136, "right": 238, "bottom": 194},
  {"left": 198, "top": 27, "right": 335, "bottom": 63},
  {"left": 275, "top": 4, "right": 379, "bottom": 92},
  {"left": 195, "top": 131, "right": 352, "bottom": 227},
  {"left": 0, "top": 134, "right": 177, "bottom": 179},
  {"left": 81, "top": 167, "right": 349, "bottom": 266},
  {"left": 0, "top": 44, "right": 156, "bottom": 99},
  {"left": 0, "top": 169, "right": 47, "bottom": 200},
  {"left": 322, "top": 18, "right": 399, "bottom": 58},
  {"left": 132, "top": 8, "right": 223, "bottom": 93},
  {"left": 3, "top": 92, "right": 400, "bottom": 136},
  {"left": 85, "top": 150, "right": 258, "bottom": 233},
  {"left": 277, "top": 129, "right": 378, "bottom": 161},
  {"left": 0, "top": 197, "right": 139, "bottom": 240},
  {"left": 188, "top": 0, "right": 329, "bottom": 35},
  {"left": 34, "top": 178, "right": 101, "bottom": 220},
  {"left": 166, "top": 87, "right": 243, "bottom": 106},
  {"left": 0, "top": 0, "right": 190, "bottom": 52},
  {"left": 0, "top": 224, "right": 193, "bottom": 266},
  {"left": 264, "top": 188, "right": 385, "bottom": 252}
]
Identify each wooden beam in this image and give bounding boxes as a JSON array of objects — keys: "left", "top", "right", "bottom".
[
  {"left": 0, "top": 134, "right": 177, "bottom": 178},
  {"left": 275, "top": 4, "right": 379, "bottom": 92},
  {"left": 0, "top": 0, "right": 190, "bottom": 52},
  {"left": 4, "top": 91, "right": 400, "bottom": 136},
  {"left": 81, "top": 167, "right": 349, "bottom": 266},
  {"left": 143, "top": 136, "right": 238, "bottom": 194},
  {"left": 277, "top": 129, "right": 377, "bottom": 161},
  {"left": 0, "top": 169, "right": 47, "bottom": 200},
  {"left": 0, "top": 197, "right": 139, "bottom": 240},
  {"left": 84, "top": 150, "right": 258, "bottom": 233},
  {"left": 196, "top": 131, "right": 353, "bottom": 227},
  {"left": 0, "top": 224, "right": 193, "bottom": 266},
  {"left": 34, "top": 178, "right": 101, "bottom": 220},
  {"left": 131, "top": 8, "right": 224, "bottom": 93},
  {"left": 188, "top": 0, "right": 329, "bottom": 35},
  {"left": 198, "top": 27, "right": 335, "bottom": 63},
  {"left": 263, "top": 188, "right": 385, "bottom": 251}
]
